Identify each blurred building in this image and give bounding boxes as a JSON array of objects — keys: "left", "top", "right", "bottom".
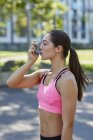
[
  {"left": 0, "top": 0, "right": 93, "bottom": 49},
  {"left": 61, "top": 0, "right": 93, "bottom": 44}
]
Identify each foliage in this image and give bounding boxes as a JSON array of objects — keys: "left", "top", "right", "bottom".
[
  {"left": 1, "top": 60, "right": 25, "bottom": 72},
  {"left": 1, "top": 49, "right": 93, "bottom": 72},
  {"left": 0, "top": 60, "right": 93, "bottom": 73},
  {"left": 0, "top": 0, "right": 68, "bottom": 37},
  {"left": 82, "top": 64, "right": 93, "bottom": 72}
]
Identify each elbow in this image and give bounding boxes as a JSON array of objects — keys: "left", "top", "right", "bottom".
[{"left": 6, "top": 79, "right": 15, "bottom": 88}]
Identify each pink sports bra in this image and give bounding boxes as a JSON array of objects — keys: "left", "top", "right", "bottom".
[{"left": 37, "top": 68, "right": 68, "bottom": 114}]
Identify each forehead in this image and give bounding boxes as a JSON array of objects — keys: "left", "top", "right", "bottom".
[{"left": 42, "top": 33, "right": 51, "bottom": 42}]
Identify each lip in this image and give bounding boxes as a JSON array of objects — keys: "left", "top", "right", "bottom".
[
  {"left": 39, "top": 50, "right": 42, "bottom": 53},
  {"left": 39, "top": 51, "right": 43, "bottom": 55}
]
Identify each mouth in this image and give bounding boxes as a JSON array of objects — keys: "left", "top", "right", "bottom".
[{"left": 39, "top": 51, "right": 43, "bottom": 55}]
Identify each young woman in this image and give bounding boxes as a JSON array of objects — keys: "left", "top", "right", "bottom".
[{"left": 7, "top": 29, "right": 88, "bottom": 140}]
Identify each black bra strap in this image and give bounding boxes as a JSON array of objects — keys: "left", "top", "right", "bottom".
[
  {"left": 42, "top": 68, "right": 68, "bottom": 85},
  {"left": 56, "top": 68, "right": 68, "bottom": 80},
  {"left": 42, "top": 71, "right": 50, "bottom": 84},
  {"left": 55, "top": 68, "right": 69, "bottom": 95}
]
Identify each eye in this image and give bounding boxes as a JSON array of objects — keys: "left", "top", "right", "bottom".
[
  {"left": 41, "top": 40, "right": 48, "bottom": 46},
  {"left": 43, "top": 42, "right": 47, "bottom": 45},
  {"left": 41, "top": 42, "right": 47, "bottom": 46}
]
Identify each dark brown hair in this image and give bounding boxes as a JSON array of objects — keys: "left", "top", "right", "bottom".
[{"left": 49, "top": 29, "right": 89, "bottom": 101}]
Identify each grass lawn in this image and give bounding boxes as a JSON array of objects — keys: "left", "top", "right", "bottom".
[
  {"left": 76, "top": 50, "right": 93, "bottom": 61},
  {"left": 0, "top": 51, "right": 26, "bottom": 57},
  {"left": 82, "top": 64, "right": 93, "bottom": 72},
  {"left": 1, "top": 49, "right": 93, "bottom": 60},
  {"left": 0, "top": 49, "right": 93, "bottom": 72}
]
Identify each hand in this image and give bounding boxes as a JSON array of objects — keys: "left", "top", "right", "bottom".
[{"left": 28, "top": 41, "right": 39, "bottom": 63}]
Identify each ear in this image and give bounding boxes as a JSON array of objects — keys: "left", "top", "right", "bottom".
[{"left": 55, "top": 45, "right": 63, "bottom": 52}]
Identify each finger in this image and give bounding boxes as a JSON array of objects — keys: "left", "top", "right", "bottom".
[
  {"left": 28, "top": 49, "right": 34, "bottom": 55},
  {"left": 29, "top": 44, "right": 36, "bottom": 50},
  {"left": 32, "top": 40, "right": 37, "bottom": 44},
  {"left": 28, "top": 48, "right": 34, "bottom": 51}
]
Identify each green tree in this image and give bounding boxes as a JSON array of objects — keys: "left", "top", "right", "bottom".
[{"left": 0, "top": 0, "right": 68, "bottom": 37}]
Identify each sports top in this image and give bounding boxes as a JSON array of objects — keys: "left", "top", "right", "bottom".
[{"left": 37, "top": 68, "right": 68, "bottom": 114}]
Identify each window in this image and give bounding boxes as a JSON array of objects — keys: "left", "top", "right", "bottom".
[
  {"left": 71, "top": 9, "right": 78, "bottom": 38},
  {"left": 81, "top": 19, "right": 86, "bottom": 38},
  {"left": 14, "top": 15, "right": 27, "bottom": 37},
  {"left": 0, "top": 17, "right": 7, "bottom": 37},
  {"left": 73, "top": 0, "right": 77, "bottom": 2},
  {"left": 72, "top": 19, "right": 77, "bottom": 38},
  {"left": 72, "top": 10, "right": 77, "bottom": 19}
]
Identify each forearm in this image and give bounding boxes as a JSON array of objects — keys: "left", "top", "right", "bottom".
[
  {"left": 61, "top": 126, "right": 73, "bottom": 140},
  {"left": 7, "top": 61, "right": 34, "bottom": 87}
]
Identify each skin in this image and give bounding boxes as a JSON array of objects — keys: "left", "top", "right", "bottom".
[{"left": 7, "top": 34, "right": 78, "bottom": 140}]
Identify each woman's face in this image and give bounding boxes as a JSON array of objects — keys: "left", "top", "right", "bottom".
[{"left": 40, "top": 34, "right": 57, "bottom": 60}]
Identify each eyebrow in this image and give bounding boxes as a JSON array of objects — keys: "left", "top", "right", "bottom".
[{"left": 42, "top": 40, "right": 48, "bottom": 43}]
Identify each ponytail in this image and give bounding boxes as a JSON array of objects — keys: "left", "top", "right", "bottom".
[
  {"left": 69, "top": 48, "right": 89, "bottom": 101},
  {"left": 48, "top": 29, "right": 89, "bottom": 101}
]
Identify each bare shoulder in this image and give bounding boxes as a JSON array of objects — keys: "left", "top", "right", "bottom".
[
  {"left": 58, "top": 70, "right": 78, "bottom": 96},
  {"left": 38, "top": 68, "right": 51, "bottom": 79},
  {"left": 60, "top": 70, "right": 76, "bottom": 83}
]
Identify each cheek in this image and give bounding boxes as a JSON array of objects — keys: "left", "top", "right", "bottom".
[
  {"left": 45, "top": 45, "right": 55, "bottom": 53},
  {"left": 45, "top": 47, "right": 55, "bottom": 57}
]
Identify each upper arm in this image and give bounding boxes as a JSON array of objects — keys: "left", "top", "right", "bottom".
[
  {"left": 12, "top": 69, "right": 50, "bottom": 88},
  {"left": 58, "top": 75, "right": 78, "bottom": 127}
]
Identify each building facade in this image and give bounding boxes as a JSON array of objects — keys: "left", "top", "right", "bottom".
[
  {"left": 0, "top": 0, "right": 93, "bottom": 46},
  {"left": 61, "top": 0, "right": 93, "bottom": 44}
]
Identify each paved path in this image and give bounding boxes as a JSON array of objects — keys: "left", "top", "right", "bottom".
[{"left": 0, "top": 84, "right": 93, "bottom": 140}]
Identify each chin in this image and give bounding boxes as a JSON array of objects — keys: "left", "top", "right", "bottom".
[{"left": 41, "top": 56, "right": 49, "bottom": 60}]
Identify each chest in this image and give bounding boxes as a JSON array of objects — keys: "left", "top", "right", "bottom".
[{"left": 37, "top": 82, "right": 62, "bottom": 106}]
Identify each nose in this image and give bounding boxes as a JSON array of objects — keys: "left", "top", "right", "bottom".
[{"left": 39, "top": 43, "right": 43, "bottom": 49}]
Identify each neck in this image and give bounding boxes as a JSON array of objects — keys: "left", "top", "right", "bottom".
[{"left": 50, "top": 56, "right": 66, "bottom": 74}]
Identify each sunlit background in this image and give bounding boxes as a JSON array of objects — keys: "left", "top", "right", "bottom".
[{"left": 0, "top": 0, "right": 93, "bottom": 140}]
